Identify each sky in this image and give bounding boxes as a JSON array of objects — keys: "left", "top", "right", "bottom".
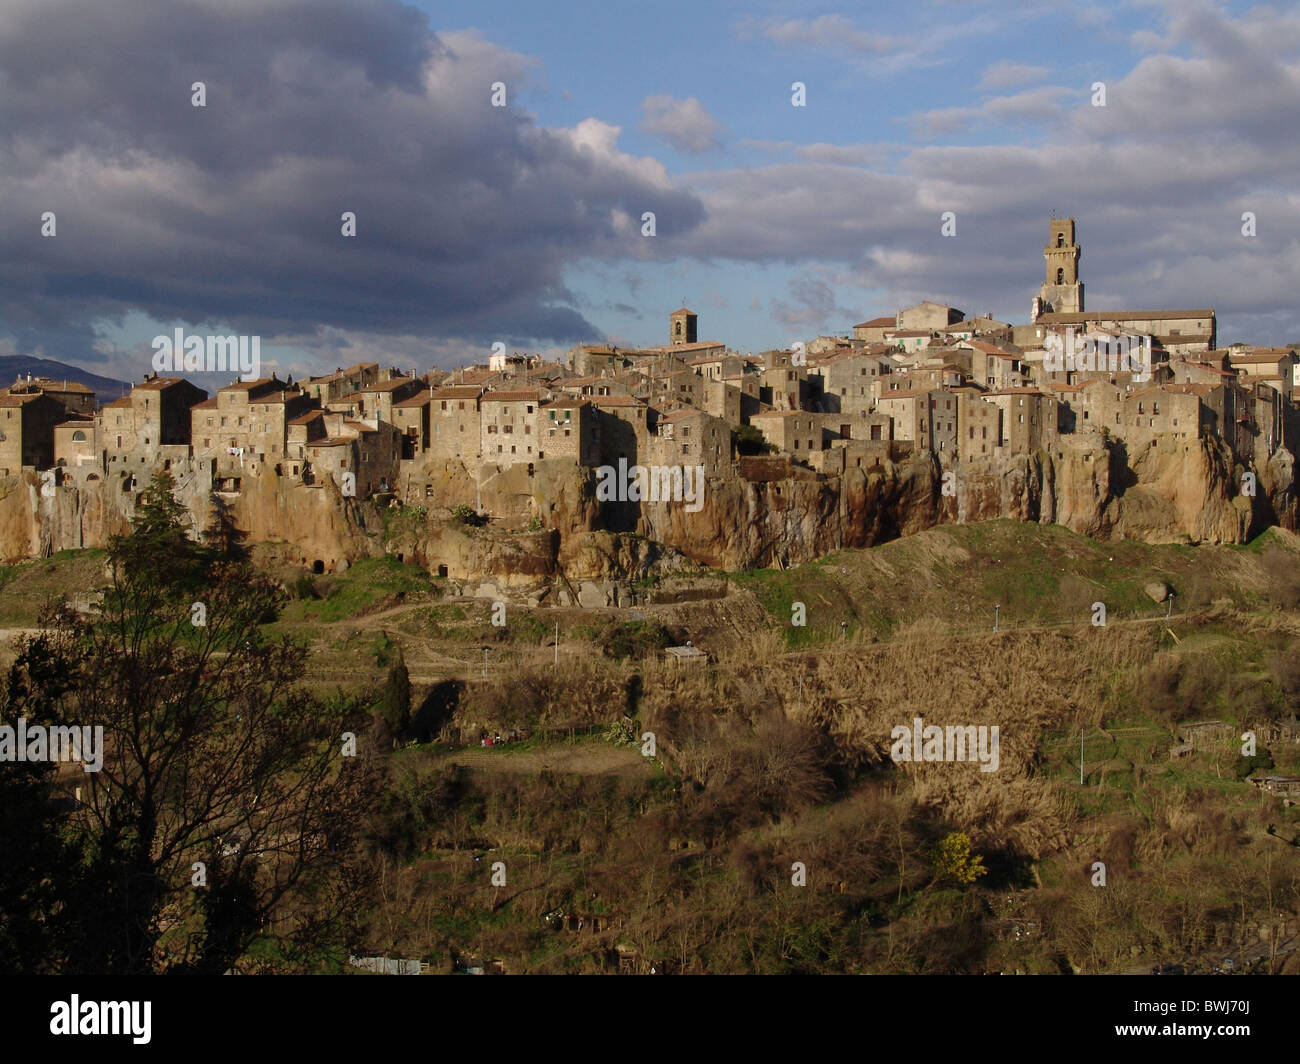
[{"left": 2, "top": 0, "right": 1298, "bottom": 391}]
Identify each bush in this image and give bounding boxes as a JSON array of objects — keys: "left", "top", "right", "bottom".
[
  {"left": 450, "top": 504, "right": 485, "bottom": 527},
  {"left": 732, "top": 424, "right": 774, "bottom": 456}
]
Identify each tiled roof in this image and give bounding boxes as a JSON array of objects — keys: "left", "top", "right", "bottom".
[
  {"left": 481, "top": 389, "right": 543, "bottom": 402},
  {"left": 430, "top": 386, "right": 484, "bottom": 400}
]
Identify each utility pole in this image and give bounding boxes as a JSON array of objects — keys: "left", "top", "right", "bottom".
[
  {"left": 994, "top": 603, "right": 1000, "bottom": 632},
  {"left": 1166, "top": 591, "right": 1174, "bottom": 619},
  {"left": 1080, "top": 724, "right": 1085, "bottom": 786}
]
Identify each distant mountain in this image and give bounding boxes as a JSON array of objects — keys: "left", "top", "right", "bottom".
[{"left": 0, "top": 356, "right": 130, "bottom": 402}]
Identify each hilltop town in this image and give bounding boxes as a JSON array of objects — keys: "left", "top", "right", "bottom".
[{"left": 2, "top": 218, "right": 1297, "bottom": 570}]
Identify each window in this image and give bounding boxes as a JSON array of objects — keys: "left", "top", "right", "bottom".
[
  {"left": 682, "top": 444, "right": 690, "bottom": 454},
  {"left": 207, "top": 417, "right": 213, "bottom": 426},
  {"left": 1057, "top": 233, "right": 1065, "bottom": 248},
  {"left": 524, "top": 425, "right": 531, "bottom": 435},
  {"left": 441, "top": 401, "right": 448, "bottom": 411},
  {"left": 504, "top": 424, "right": 513, "bottom": 434},
  {"left": 71, "top": 430, "right": 86, "bottom": 442},
  {"left": 526, "top": 405, "right": 534, "bottom": 414},
  {"left": 1057, "top": 268, "right": 1065, "bottom": 284}
]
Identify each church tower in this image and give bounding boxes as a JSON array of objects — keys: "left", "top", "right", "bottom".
[
  {"left": 1034, "top": 217, "right": 1083, "bottom": 320},
  {"left": 669, "top": 307, "right": 697, "bottom": 345}
]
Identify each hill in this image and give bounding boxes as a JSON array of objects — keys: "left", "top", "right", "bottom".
[{"left": 0, "top": 355, "right": 130, "bottom": 402}]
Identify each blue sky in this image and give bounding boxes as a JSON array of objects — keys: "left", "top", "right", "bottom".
[{"left": 2, "top": 0, "right": 1297, "bottom": 389}]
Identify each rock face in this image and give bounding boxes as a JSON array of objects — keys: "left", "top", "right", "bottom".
[{"left": 2, "top": 435, "right": 1295, "bottom": 582}]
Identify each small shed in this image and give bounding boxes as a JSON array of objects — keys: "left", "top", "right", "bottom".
[{"left": 665, "top": 644, "right": 707, "bottom": 667}]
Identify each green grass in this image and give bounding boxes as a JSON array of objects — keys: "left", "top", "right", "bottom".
[{"left": 277, "top": 555, "right": 436, "bottom": 624}]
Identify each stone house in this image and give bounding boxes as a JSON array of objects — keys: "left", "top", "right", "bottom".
[
  {"left": 426, "top": 385, "right": 483, "bottom": 463},
  {"left": 2, "top": 376, "right": 97, "bottom": 418},
  {"left": 897, "top": 301, "right": 965, "bottom": 331},
  {"left": 480, "top": 389, "right": 543, "bottom": 465},
  {"left": 982, "top": 389, "right": 1059, "bottom": 453},
  {"left": 301, "top": 362, "right": 381, "bottom": 404},
  {"left": 1228, "top": 348, "right": 1296, "bottom": 402},
  {"left": 956, "top": 390, "right": 1002, "bottom": 461},
  {"left": 749, "top": 411, "right": 826, "bottom": 458},
  {"left": 852, "top": 316, "right": 896, "bottom": 343},
  {"left": 648, "top": 408, "right": 731, "bottom": 479},
  {"left": 589, "top": 395, "right": 650, "bottom": 465},
  {"left": 1123, "top": 385, "right": 1205, "bottom": 442},
  {"left": 539, "top": 399, "right": 601, "bottom": 465},
  {"left": 100, "top": 376, "right": 207, "bottom": 471},
  {"left": 0, "top": 391, "right": 65, "bottom": 473}
]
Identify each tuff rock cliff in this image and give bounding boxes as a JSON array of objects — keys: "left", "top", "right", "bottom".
[{"left": 1, "top": 435, "right": 1294, "bottom": 581}]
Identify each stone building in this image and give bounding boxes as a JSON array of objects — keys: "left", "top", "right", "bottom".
[
  {"left": 302, "top": 362, "right": 381, "bottom": 404},
  {"left": 809, "top": 353, "right": 892, "bottom": 417},
  {"left": 480, "top": 389, "right": 543, "bottom": 464},
  {"left": 956, "top": 390, "right": 1002, "bottom": 461},
  {"left": 897, "top": 301, "right": 965, "bottom": 331},
  {"left": 3, "top": 376, "right": 97, "bottom": 418},
  {"left": 0, "top": 391, "right": 65, "bottom": 473},
  {"left": 539, "top": 399, "right": 601, "bottom": 465},
  {"left": 1227, "top": 347, "right": 1295, "bottom": 401},
  {"left": 101, "top": 376, "right": 207, "bottom": 471},
  {"left": 392, "top": 391, "right": 431, "bottom": 460},
  {"left": 853, "top": 316, "right": 896, "bottom": 343},
  {"left": 589, "top": 395, "right": 650, "bottom": 465},
  {"left": 648, "top": 408, "right": 731, "bottom": 479},
  {"left": 426, "top": 385, "right": 483, "bottom": 463},
  {"left": 749, "top": 411, "right": 827, "bottom": 459},
  {"left": 982, "top": 389, "right": 1059, "bottom": 453}
]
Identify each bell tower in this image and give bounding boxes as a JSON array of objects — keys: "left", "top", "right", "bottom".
[
  {"left": 669, "top": 306, "right": 697, "bottom": 346},
  {"left": 1036, "top": 217, "right": 1083, "bottom": 319}
]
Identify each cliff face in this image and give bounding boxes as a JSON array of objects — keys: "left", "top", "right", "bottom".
[{"left": 2, "top": 436, "right": 1294, "bottom": 579}]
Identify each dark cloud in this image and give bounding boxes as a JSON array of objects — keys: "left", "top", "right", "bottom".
[{"left": 0, "top": 0, "right": 704, "bottom": 369}]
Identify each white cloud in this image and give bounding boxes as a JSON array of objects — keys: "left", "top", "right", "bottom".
[
  {"left": 759, "top": 14, "right": 897, "bottom": 54},
  {"left": 639, "top": 94, "right": 723, "bottom": 153},
  {"left": 977, "top": 61, "right": 1050, "bottom": 90}
]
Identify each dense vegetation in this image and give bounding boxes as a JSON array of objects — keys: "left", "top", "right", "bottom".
[{"left": 1, "top": 490, "right": 1298, "bottom": 974}]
